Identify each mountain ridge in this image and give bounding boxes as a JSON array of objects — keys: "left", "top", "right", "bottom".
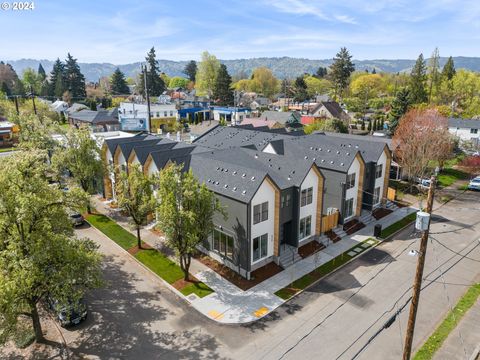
[{"left": 4, "top": 56, "right": 480, "bottom": 82}]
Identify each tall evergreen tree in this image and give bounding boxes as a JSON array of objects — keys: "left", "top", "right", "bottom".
[
  {"left": 138, "top": 47, "right": 166, "bottom": 97},
  {"left": 49, "top": 58, "right": 65, "bottom": 98},
  {"left": 64, "top": 53, "right": 86, "bottom": 99},
  {"left": 427, "top": 47, "right": 441, "bottom": 104},
  {"left": 1, "top": 81, "right": 11, "bottom": 96},
  {"left": 110, "top": 68, "right": 130, "bottom": 95},
  {"left": 293, "top": 76, "right": 308, "bottom": 103},
  {"left": 372, "top": 68, "right": 377, "bottom": 74},
  {"left": 315, "top": 66, "right": 327, "bottom": 78},
  {"left": 212, "top": 64, "right": 233, "bottom": 106},
  {"left": 330, "top": 47, "right": 355, "bottom": 100},
  {"left": 37, "top": 63, "right": 49, "bottom": 96},
  {"left": 409, "top": 53, "right": 428, "bottom": 104},
  {"left": 37, "top": 63, "right": 46, "bottom": 80},
  {"left": 388, "top": 87, "right": 411, "bottom": 133},
  {"left": 442, "top": 56, "right": 456, "bottom": 80},
  {"left": 184, "top": 60, "right": 197, "bottom": 82}
]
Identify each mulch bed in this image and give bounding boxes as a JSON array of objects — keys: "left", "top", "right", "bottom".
[
  {"left": 298, "top": 241, "right": 326, "bottom": 258},
  {"left": 172, "top": 276, "right": 200, "bottom": 291},
  {"left": 343, "top": 219, "right": 366, "bottom": 235},
  {"left": 372, "top": 207, "right": 393, "bottom": 220},
  {"left": 325, "top": 230, "right": 341, "bottom": 243},
  {"left": 194, "top": 253, "right": 283, "bottom": 291},
  {"left": 127, "top": 242, "right": 152, "bottom": 256}
]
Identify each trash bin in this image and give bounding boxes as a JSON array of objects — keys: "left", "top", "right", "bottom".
[{"left": 374, "top": 224, "right": 382, "bottom": 237}]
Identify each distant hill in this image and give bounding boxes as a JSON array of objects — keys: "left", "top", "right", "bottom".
[{"left": 4, "top": 56, "right": 480, "bottom": 82}]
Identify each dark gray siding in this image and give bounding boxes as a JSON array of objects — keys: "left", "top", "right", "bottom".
[
  {"left": 320, "top": 168, "right": 347, "bottom": 222},
  {"left": 362, "top": 162, "right": 376, "bottom": 211}
]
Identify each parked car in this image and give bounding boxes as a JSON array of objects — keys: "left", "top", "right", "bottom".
[
  {"left": 467, "top": 177, "right": 480, "bottom": 191},
  {"left": 69, "top": 212, "right": 85, "bottom": 226},
  {"left": 47, "top": 296, "right": 88, "bottom": 327}
]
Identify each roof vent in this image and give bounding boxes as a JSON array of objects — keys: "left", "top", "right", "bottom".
[
  {"left": 304, "top": 156, "right": 308, "bottom": 160},
  {"left": 233, "top": 187, "right": 237, "bottom": 191},
  {"left": 233, "top": 171, "right": 237, "bottom": 175},
  {"left": 287, "top": 176, "right": 291, "bottom": 181},
  {"left": 254, "top": 154, "right": 258, "bottom": 159},
  {"left": 215, "top": 181, "right": 219, "bottom": 185},
  {"left": 321, "top": 159, "right": 325, "bottom": 163},
  {"left": 310, "top": 146, "right": 314, "bottom": 150},
  {"left": 216, "top": 167, "right": 220, "bottom": 171},
  {"left": 242, "top": 173, "right": 246, "bottom": 177},
  {"left": 313, "top": 157, "right": 316, "bottom": 161},
  {"left": 242, "top": 190, "right": 246, "bottom": 195},
  {"left": 337, "top": 151, "right": 340, "bottom": 154},
  {"left": 319, "top": 147, "right": 322, "bottom": 151},
  {"left": 224, "top": 184, "right": 228, "bottom": 188},
  {"left": 327, "top": 149, "right": 331, "bottom": 153},
  {"left": 330, "top": 161, "right": 334, "bottom": 164},
  {"left": 207, "top": 179, "right": 211, "bottom": 182},
  {"left": 355, "top": 145, "right": 359, "bottom": 149},
  {"left": 224, "top": 168, "right": 228, "bottom": 172},
  {"left": 251, "top": 176, "right": 255, "bottom": 181},
  {"left": 346, "top": 152, "right": 350, "bottom": 156}
]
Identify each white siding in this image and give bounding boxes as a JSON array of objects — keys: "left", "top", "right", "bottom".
[
  {"left": 147, "top": 162, "right": 158, "bottom": 177},
  {"left": 449, "top": 127, "right": 480, "bottom": 141},
  {"left": 345, "top": 157, "right": 360, "bottom": 221},
  {"left": 131, "top": 154, "right": 140, "bottom": 167},
  {"left": 374, "top": 151, "right": 387, "bottom": 206},
  {"left": 250, "top": 178, "right": 276, "bottom": 265},
  {"left": 298, "top": 167, "right": 318, "bottom": 242},
  {"left": 262, "top": 143, "right": 277, "bottom": 154}
]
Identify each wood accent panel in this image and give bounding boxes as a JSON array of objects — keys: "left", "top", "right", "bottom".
[
  {"left": 321, "top": 212, "right": 339, "bottom": 232},
  {"left": 113, "top": 146, "right": 122, "bottom": 167},
  {"left": 311, "top": 165, "right": 324, "bottom": 236},
  {"left": 127, "top": 149, "right": 137, "bottom": 167},
  {"left": 101, "top": 144, "right": 113, "bottom": 199},
  {"left": 382, "top": 145, "right": 392, "bottom": 205},
  {"left": 144, "top": 154, "right": 154, "bottom": 176},
  {"left": 355, "top": 153, "right": 365, "bottom": 217},
  {"left": 264, "top": 176, "right": 280, "bottom": 257},
  {"left": 387, "top": 187, "right": 396, "bottom": 201}
]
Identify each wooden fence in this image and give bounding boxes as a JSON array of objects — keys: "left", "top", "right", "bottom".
[
  {"left": 322, "top": 211, "right": 339, "bottom": 233},
  {"left": 387, "top": 187, "right": 396, "bottom": 201}
]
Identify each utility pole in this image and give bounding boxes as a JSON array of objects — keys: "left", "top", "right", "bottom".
[
  {"left": 142, "top": 64, "right": 152, "bottom": 133},
  {"left": 14, "top": 96, "right": 19, "bottom": 115},
  {"left": 403, "top": 176, "right": 436, "bottom": 360},
  {"left": 30, "top": 85, "right": 37, "bottom": 115}
]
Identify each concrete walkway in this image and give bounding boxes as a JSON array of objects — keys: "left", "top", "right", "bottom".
[{"left": 91, "top": 197, "right": 416, "bottom": 324}]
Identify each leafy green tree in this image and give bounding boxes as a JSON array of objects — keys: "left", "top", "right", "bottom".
[
  {"left": 155, "top": 164, "right": 224, "bottom": 280},
  {"left": 49, "top": 58, "right": 65, "bottom": 98},
  {"left": 304, "top": 76, "right": 332, "bottom": 97},
  {"left": 0, "top": 151, "right": 102, "bottom": 343},
  {"left": 184, "top": 60, "right": 197, "bottom": 82},
  {"left": 195, "top": 51, "right": 221, "bottom": 97},
  {"left": 442, "top": 56, "right": 456, "bottom": 81},
  {"left": 248, "top": 67, "right": 279, "bottom": 98},
  {"left": 303, "top": 118, "right": 348, "bottom": 134},
  {"left": 213, "top": 64, "right": 233, "bottom": 106},
  {"left": 138, "top": 47, "right": 166, "bottom": 97},
  {"left": 110, "top": 67, "right": 130, "bottom": 95},
  {"left": 367, "top": 120, "right": 372, "bottom": 132},
  {"left": 427, "top": 47, "right": 441, "bottom": 104},
  {"left": 169, "top": 76, "right": 190, "bottom": 89},
  {"left": 11, "top": 112, "right": 58, "bottom": 151},
  {"left": 293, "top": 76, "right": 308, "bottom": 103},
  {"left": 52, "top": 128, "right": 104, "bottom": 213},
  {"left": 1, "top": 81, "right": 11, "bottom": 96},
  {"left": 409, "top": 53, "right": 428, "bottom": 104},
  {"left": 64, "top": 53, "right": 87, "bottom": 99},
  {"left": 388, "top": 87, "right": 411, "bottom": 133},
  {"left": 315, "top": 66, "right": 328, "bottom": 78},
  {"left": 0, "top": 62, "right": 24, "bottom": 95},
  {"left": 330, "top": 47, "right": 355, "bottom": 100},
  {"left": 115, "top": 164, "right": 156, "bottom": 248},
  {"left": 22, "top": 68, "right": 42, "bottom": 94}
]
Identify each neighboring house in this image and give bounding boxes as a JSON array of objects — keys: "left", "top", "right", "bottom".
[
  {"left": 118, "top": 102, "right": 178, "bottom": 133},
  {"left": 259, "top": 111, "right": 302, "bottom": 129},
  {"left": 311, "top": 101, "right": 351, "bottom": 123},
  {"left": 238, "top": 117, "right": 283, "bottom": 129},
  {"left": 250, "top": 97, "right": 271, "bottom": 110},
  {"left": 101, "top": 126, "right": 391, "bottom": 279},
  {"left": 68, "top": 109, "right": 120, "bottom": 132},
  {"left": 448, "top": 117, "right": 480, "bottom": 143},
  {"left": 50, "top": 100, "right": 69, "bottom": 113},
  {"left": 211, "top": 107, "right": 251, "bottom": 124},
  {"left": 67, "top": 103, "right": 88, "bottom": 114}
]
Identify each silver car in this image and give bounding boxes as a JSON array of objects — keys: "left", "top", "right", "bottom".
[
  {"left": 468, "top": 177, "right": 480, "bottom": 191},
  {"left": 69, "top": 212, "right": 85, "bottom": 226}
]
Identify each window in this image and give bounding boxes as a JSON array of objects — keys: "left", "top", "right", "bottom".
[
  {"left": 373, "top": 187, "right": 381, "bottom": 205},
  {"left": 301, "top": 187, "right": 313, "bottom": 206},
  {"left": 253, "top": 233, "right": 268, "bottom": 261},
  {"left": 253, "top": 202, "right": 268, "bottom": 224},
  {"left": 375, "top": 164, "right": 383, "bottom": 179},
  {"left": 471, "top": 128, "right": 478, "bottom": 134},
  {"left": 164, "top": 111, "right": 168, "bottom": 117},
  {"left": 299, "top": 216, "right": 312, "bottom": 239},
  {"left": 344, "top": 198, "right": 354, "bottom": 218},
  {"left": 212, "top": 229, "right": 234, "bottom": 260},
  {"left": 156, "top": 112, "right": 160, "bottom": 117},
  {"left": 170, "top": 111, "right": 174, "bottom": 117},
  {"left": 346, "top": 173, "right": 356, "bottom": 189},
  {"left": 281, "top": 193, "right": 291, "bottom": 208}
]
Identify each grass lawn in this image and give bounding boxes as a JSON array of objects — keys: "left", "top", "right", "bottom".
[
  {"left": 437, "top": 168, "right": 469, "bottom": 188},
  {"left": 180, "top": 282, "right": 214, "bottom": 298},
  {"left": 275, "top": 238, "right": 379, "bottom": 300},
  {"left": 0, "top": 147, "right": 15, "bottom": 153},
  {"left": 86, "top": 213, "right": 137, "bottom": 250},
  {"left": 134, "top": 249, "right": 184, "bottom": 284},
  {"left": 413, "top": 283, "right": 480, "bottom": 360},
  {"left": 380, "top": 212, "right": 417, "bottom": 239}
]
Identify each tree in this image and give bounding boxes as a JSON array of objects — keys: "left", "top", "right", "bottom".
[
  {"left": 293, "top": 76, "right": 308, "bottom": 103},
  {"left": 388, "top": 87, "right": 411, "bottom": 133},
  {"left": 249, "top": 67, "right": 279, "bottom": 98},
  {"left": 155, "top": 164, "right": 224, "bottom": 280},
  {"left": 195, "top": 51, "right": 221, "bottom": 97},
  {"left": 303, "top": 118, "right": 348, "bottom": 134},
  {"left": 115, "top": 164, "right": 156, "bottom": 248},
  {"left": 37, "top": 63, "right": 46, "bottom": 80},
  {"left": 442, "top": 56, "right": 456, "bottom": 81},
  {"left": 427, "top": 47, "right": 441, "bottom": 104},
  {"left": 64, "top": 53, "right": 86, "bottom": 99},
  {"left": 350, "top": 74, "right": 384, "bottom": 116},
  {"left": 137, "top": 47, "right": 166, "bottom": 97},
  {"left": 213, "top": 64, "right": 233, "bottom": 106},
  {"left": 392, "top": 109, "right": 454, "bottom": 182},
  {"left": 330, "top": 47, "right": 355, "bottom": 100},
  {"left": 315, "top": 66, "right": 328, "bottom": 78},
  {"left": 22, "top": 68, "right": 42, "bottom": 94},
  {"left": 11, "top": 112, "right": 58, "bottom": 151},
  {"left": 409, "top": 53, "right": 428, "bottom": 104},
  {"left": 0, "top": 62, "right": 24, "bottom": 95},
  {"left": 184, "top": 60, "right": 197, "bottom": 82},
  {"left": 304, "top": 76, "right": 332, "bottom": 97},
  {"left": 52, "top": 128, "right": 104, "bottom": 213},
  {"left": 0, "top": 151, "right": 102, "bottom": 343},
  {"left": 110, "top": 67, "right": 130, "bottom": 95},
  {"left": 49, "top": 58, "right": 65, "bottom": 98},
  {"left": 169, "top": 76, "right": 190, "bottom": 89}
]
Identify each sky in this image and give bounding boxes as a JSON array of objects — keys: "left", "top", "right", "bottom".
[{"left": 1, "top": 0, "right": 480, "bottom": 63}]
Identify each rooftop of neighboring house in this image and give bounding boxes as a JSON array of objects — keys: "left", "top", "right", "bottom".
[
  {"left": 448, "top": 117, "right": 480, "bottom": 129},
  {"left": 238, "top": 117, "right": 279, "bottom": 129},
  {"left": 69, "top": 109, "right": 118, "bottom": 125},
  {"left": 312, "top": 101, "right": 349, "bottom": 119},
  {"left": 67, "top": 103, "right": 88, "bottom": 114},
  {"left": 259, "top": 111, "right": 301, "bottom": 124},
  {"left": 104, "top": 133, "right": 159, "bottom": 155}
]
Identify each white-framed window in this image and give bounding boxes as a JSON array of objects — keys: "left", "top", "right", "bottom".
[
  {"left": 373, "top": 187, "right": 381, "bottom": 205},
  {"left": 253, "top": 233, "right": 268, "bottom": 261},
  {"left": 471, "top": 128, "right": 478, "bottom": 134},
  {"left": 344, "top": 198, "right": 354, "bottom": 218},
  {"left": 375, "top": 164, "right": 383, "bottom": 179},
  {"left": 300, "top": 187, "right": 313, "bottom": 207},
  {"left": 346, "top": 173, "right": 356, "bottom": 189},
  {"left": 253, "top": 202, "right": 268, "bottom": 224},
  {"left": 281, "top": 193, "right": 291, "bottom": 208},
  {"left": 212, "top": 229, "right": 234, "bottom": 260},
  {"left": 299, "top": 215, "right": 312, "bottom": 239}
]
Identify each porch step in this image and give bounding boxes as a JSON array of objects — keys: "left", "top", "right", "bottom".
[
  {"left": 386, "top": 200, "right": 399, "bottom": 210},
  {"left": 279, "top": 245, "right": 302, "bottom": 268},
  {"left": 359, "top": 212, "right": 374, "bottom": 225}
]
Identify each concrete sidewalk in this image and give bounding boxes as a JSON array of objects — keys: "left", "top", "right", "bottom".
[{"left": 91, "top": 197, "right": 416, "bottom": 324}]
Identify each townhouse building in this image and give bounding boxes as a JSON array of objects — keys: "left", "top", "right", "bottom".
[{"left": 101, "top": 126, "right": 391, "bottom": 279}]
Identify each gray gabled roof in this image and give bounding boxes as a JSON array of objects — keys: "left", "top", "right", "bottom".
[
  {"left": 131, "top": 138, "right": 179, "bottom": 165},
  {"left": 117, "top": 139, "right": 161, "bottom": 159},
  {"left": 259, "top": 111, "right": 300, "bottom": 124},
  {"left": 104, "top": 133, "right": 157, "bottom": 155},
  {"left": 150, "top": 146, "right": 197, "bottom": 170},
  {"left": 69, "top": 109, "right": 118, "bottom": 124},
  {"left": 448, "top": 117, "right": 480, "bottom": 129},
  {"left": 312, "top": 101, "right": 348, "bottom": 120}
]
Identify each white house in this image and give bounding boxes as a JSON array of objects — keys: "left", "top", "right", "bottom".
[
  {"left": 118, "top": 102, "right": 178, "bottom": 133},
  {"left": 448, "top": 117, "right": 480, "bottom": 143}
]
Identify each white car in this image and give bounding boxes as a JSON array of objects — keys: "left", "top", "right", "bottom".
[{"left": 468, "top": 177, "right": 480, "bottom": 191}]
